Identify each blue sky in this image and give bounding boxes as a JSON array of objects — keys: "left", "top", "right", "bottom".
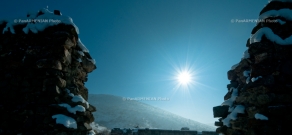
[{"left": 1, "top": 0, "right": 269, "bottom": 126}]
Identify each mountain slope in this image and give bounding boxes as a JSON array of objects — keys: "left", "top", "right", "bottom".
[{"left": 88, "top": 94, "right": 216, "bottom": 132}]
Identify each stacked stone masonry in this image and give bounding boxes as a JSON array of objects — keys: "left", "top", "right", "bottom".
[
  {"left": 213, "top": 1, "right": 292, "bottom": 135},
  {"left": 0, "top": 9, "right": 97, "bottom": 135}
]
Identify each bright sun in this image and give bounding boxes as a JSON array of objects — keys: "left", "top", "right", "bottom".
[{"left": 177, "top": 71, "right": 192, "bottom": 85}]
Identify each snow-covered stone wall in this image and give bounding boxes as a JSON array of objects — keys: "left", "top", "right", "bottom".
[
  {"left": 213, "top": 1, "right": 292, "bottom": 135},
  {"left": 0, "top": 9, "right": 98, "bottom": 135}
]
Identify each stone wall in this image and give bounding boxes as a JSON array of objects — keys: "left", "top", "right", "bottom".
[
  {"left": 213, "top": 1, "right": 292, "bottom": 135},
  {"left": 0, "top": 9, "right": 97, "bottom": 135}
]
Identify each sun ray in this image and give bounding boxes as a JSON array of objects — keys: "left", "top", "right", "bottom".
[{"left": 177, "top": 71, "right": 191, "bottom": 85}]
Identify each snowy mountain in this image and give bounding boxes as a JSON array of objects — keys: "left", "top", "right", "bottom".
[{"left": 88, "top": 94, "right": 216, "bottom": 132}]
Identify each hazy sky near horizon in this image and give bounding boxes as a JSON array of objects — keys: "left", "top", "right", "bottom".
[{"left": 0, "top": 0, "right": 269, "bottom": 126}]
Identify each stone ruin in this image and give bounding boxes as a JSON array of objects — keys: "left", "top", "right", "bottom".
[
  {"left": 213, "top": 0, "right": 292, "bottom": 135},
  {"left": 0, "top": 8, "right": 98, "bottom": 135}
]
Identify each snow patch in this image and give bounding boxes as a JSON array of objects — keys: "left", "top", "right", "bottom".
[
  {"left": 259, "top": 9, "right": 292, "bottom": 23},
  {"left": 77, "top": 39, "right": 89, "bottom": 53},
  {"left": 58, "top": 103, "right": 85, "bottom": 114},
  {"left": 72, "top": 95, "right": 89, "bottom": 109},
  {"left": 52, "top": 114, "right": 77, "bottom": 129},
  {"left": 251, "top": 76, "right": 262, "bottom": 82},
  {"left": 66, "top": 89, "right": 74, "bottom": 97},
  {"left": 87, "top": 58, "right": 96, "bottom": 65},
  {"left": 88, "top": 130, "right": 96, "bottom": 135},
  {"left": 90, "top": 122, "right": 109, "bottom": 134},
  {"left": 243, "top": 70, "right": 251, "bottom": 84},
  {"left": 222, "top": 105, "right": 245, "bottom": 127},
  {"left": 255, "top": 113, "right": 269, "bottom": 120},
  {"left": 78, "top": 51, "right": 85, "bottom": 56},
  {"left": 243, "top": 70, "right": 251, "bottom": 77},
  {"left": 228, "top": 106, "right": 235, "bottom": 112},
  {"left": 246, "top": 77, "right": 251, "bottom": 84},
  {"left": 221, "top": 87, "right": 238, "bottom": 107},
  {"left": 77, "top": 58, "right": 82, "bottom": 62},
  {"left": 66, "top": 88, "right": 89, "bottom": 108},
  {"left": 250, "top": 27, "right": 292, "bottom": 45},
  {"left": 3, "top": 8, "right": 79, "bottom": 34}
]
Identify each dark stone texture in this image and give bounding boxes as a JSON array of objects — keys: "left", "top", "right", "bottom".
[
  {"left": 214, "top": 1, "right": 292, "bottom": 135},
  {"left": 0, "top": 9, "right": 97, "bottom": 135},
  {"left": 213, "top": 106, "right": 229, "bottom": 118}
]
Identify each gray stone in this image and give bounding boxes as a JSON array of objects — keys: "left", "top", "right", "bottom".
[
  {"left": 214, "top": 121, "right": 223, "bottom": 126},
  {"left": 213, "top": 106, "right": 229, "bottom": 118}
]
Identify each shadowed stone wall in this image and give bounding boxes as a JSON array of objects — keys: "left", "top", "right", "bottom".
[
  {"left": 213, "top": 1, "right": 292, "bottom": 135},
  {"left": 0, "top": 9, "right": 97, "bottom": 135}
]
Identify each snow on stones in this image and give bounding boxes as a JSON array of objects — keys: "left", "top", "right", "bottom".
[
  {"left": 243, "top": 70, "right": 251, "bottom": 84},
  {"left": 77, "top": 39, "right": 89, "bottom": 53},
  {"left": 254, "top": 113, "right": 269, "bottom": 120},
  {"left": 0, "top": 8, "right": 97, "bottom": 134},
  {"left": 2, "top": 8, "right": 79, "bottom": 34},
  {"left": 250, "top": 27, "right": 292, "bottom": 45},
  {"left": 87, "top": 58, "right": 96, "bottom": 65},
  {"left": 258, "top": 9, "right": 292, "bottom": 23},
  {"left": 78, "top": 51, "right": 85, "bottom": 56},
  {"left": 250, "top": 8, "right": 292, "bottom": 45},
  {"left": 58, "top": 103, "right": 85, "bottom": 114},
  {"left": 77, "top": 58, "right": 82, "bottom": 62},
  {"left": 243, "top": 70, "right": 250, "bottom": 77},
  {"left": 251, "top": 76, "right": 262, "bottom": 82},
  {"left": 66, "top": 89, "right": 75, "bottom": 97},
  {"left": 72, "top": 94, "right": 90, "bottom": 109},
  {"left": 65, "top": 89, "right": 90, "bottom": 109},
  {"left": 77, "top": 39, "right": 96, "bottom": 65},
  {"left": 89, "top": 122, "right": 109, "bottom": 134},
  {"left": 222, "top": 105, "right": 245, "bottom": 127},
  {"left": 214, "top": 0, "right": 292, "bottom": 134},
  {"left": 88, "top": 130, "right": 96, "bottom": 135},
  {"left": 24, "top": 8, "right": 79, "bottom": 34},
  {"left": 52, "top": 114, "right": 77, "bottom": 129},
  {"left": 221, "top": 87, "right": 240, "bottom": 113}
]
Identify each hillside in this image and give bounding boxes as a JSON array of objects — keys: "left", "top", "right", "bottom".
[{"left": 88, "top": 94, "right": 216, "bottom": 132}]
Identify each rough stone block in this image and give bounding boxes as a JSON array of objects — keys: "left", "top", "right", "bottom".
[
  {"left": 213, "top": 106, "right": 229, "bottom": 118},
  {"left": 214, "top": 121, "right": 223, "bottom": 126}
]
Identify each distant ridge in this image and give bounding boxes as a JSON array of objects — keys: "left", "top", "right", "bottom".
[{"left": 88, "top": 94, "right": 216, "bottom": 132}]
